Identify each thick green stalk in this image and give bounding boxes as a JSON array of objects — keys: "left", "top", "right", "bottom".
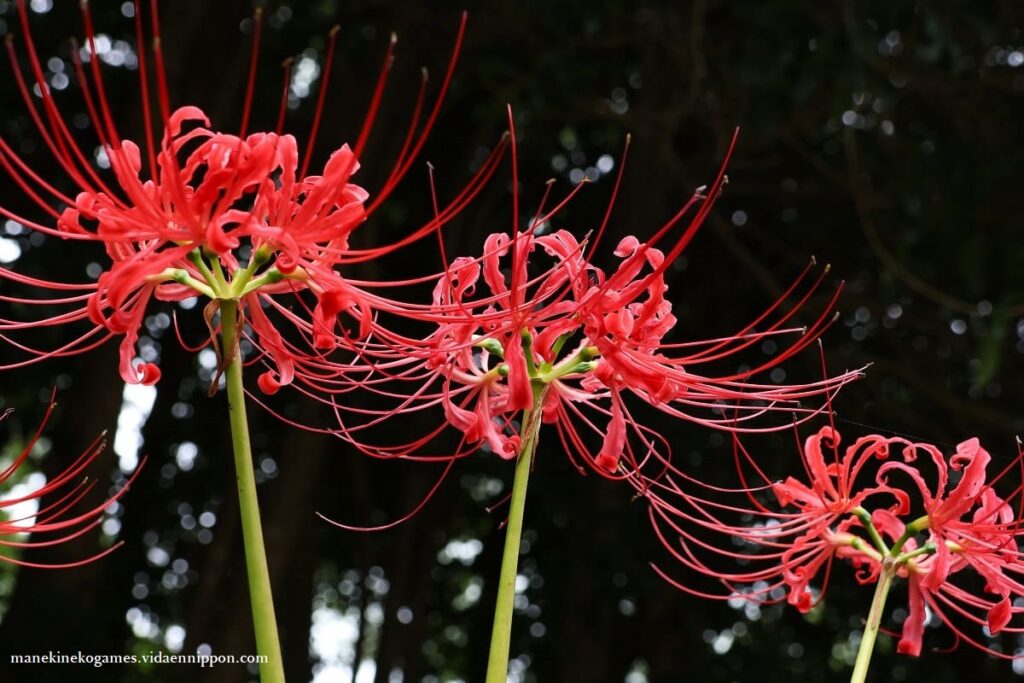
[
  {"left": 220, "top": 299, "right": 286, "bottom": 683},
  {"left": 485, "top": 383, "right": 548, "bottom": 683},
  {"left": 850, "top": 561, "right": 896, "bottom": 683}
]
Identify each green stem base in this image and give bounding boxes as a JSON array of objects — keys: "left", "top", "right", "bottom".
[
  {"left": 484, "top": 383, "right": 548, "bottom": 683},
  {"left": 850, "top": 562, "right": 896, "bottom": 683},
  {"left": 221, "top": 300, "right": 286, "bottom": 683}
]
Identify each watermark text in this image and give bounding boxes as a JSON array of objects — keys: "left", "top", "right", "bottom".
[{"left": 10, "top": 650, "right": 268, "bottom": 668}]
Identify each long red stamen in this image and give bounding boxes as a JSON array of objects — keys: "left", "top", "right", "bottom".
[
  {"left": 238, "top": 6, "right": 263, "bottom": 137},
  {"left": 365, "top": 12, "right": 468, "bottom": 214},
  {"left": 148, "top": 0, "right": 171, "bottom": 122},
  {"left": 133, "top": 0, "right": 158, "bottom": 179},
  {"left": 275, "top": 57, "right": 294, "bottom": 135},
  {"left": 6, "top": 31, "right": 111, "bottom": 199},
  {"left": 79, "top": 0, "right": 122, "bottom": 148},
  {"left": 299, "top": 25, "right": 340, "bottom": 178},
  {"left": 588, "top": 133, "right": 631, "bottom": 259},
  {"left": 352, "top": 33, "right": 396, "bottom": 160}
]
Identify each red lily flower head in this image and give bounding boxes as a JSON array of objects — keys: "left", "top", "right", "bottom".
[
  {"left": 55, "top": 103, "right": 371, "bottom": 386},
  {"left": 646, "top": 424, "right": 1024, "bottom": 662},
  {"left": 0, "top": 2, "right": 501, "bottom": 395},
  {"left": 1, "top": 393, "right": 143, "bottom": 568},
  {"left": 306, "top": 130, "right": 862, "bottom": 501},
  {"left": 427, "top": 227, "right": 591, "bottom": 458},
  {"left": 642, "top": 423, "right": 898, "bottom": 608}
]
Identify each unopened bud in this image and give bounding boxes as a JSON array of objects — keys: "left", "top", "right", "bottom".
[
  {"left": 476, "top": 338, "right": 504, "bottom": 357},
  {"left": 252, "top": 245, "right": 273, "bottom": 267},
  {"left": 570, "top": 360, "right": 598, "bottom": 374}
]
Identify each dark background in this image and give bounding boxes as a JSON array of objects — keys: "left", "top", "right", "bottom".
[{"left": 1, "top": 1, "right": 1023, "bottom": 681}]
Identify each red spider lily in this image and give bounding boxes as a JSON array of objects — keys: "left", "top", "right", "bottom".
[
  {"left": 872, "top": 438, "right": 1024, "bottom": 657},
  {"left": 295, "top": 129, "right": 862, "bottom": 503},
  {"left": 1, "top": 394, "right": 144, "bottom": 569},
  {"left": 646, "top": 423, "right": 1024, "bottom": 660},
  {"left": 0, "top": 1, "right": 503, "bottom": 391}
]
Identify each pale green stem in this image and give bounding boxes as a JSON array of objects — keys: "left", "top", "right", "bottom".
[
  {"left": 207, "top": 251, "right": 230, "bottom": 289},
  {"left": 894, "top": 542, "right": 937, "bottom": 565},
  {"left": 852, "top": 507, "right": 889, "bottom": 555},
  {"left": 239, "top": 269, "right": 285, "bottom": 297},
  {"left": 890, "top": 515, "right": 930, "bottom": 555},
  {"left": 850, "top": 562, "right": 896, "bottom": 683},
  {"left": 220, "top": 299, "right": 286, "bottom": 683},
  {"left": 485, "top": 382, "right": 548, "bottom": 683},
  {"left": 188, "top": 250, "right": 222, "bottom": 292}
]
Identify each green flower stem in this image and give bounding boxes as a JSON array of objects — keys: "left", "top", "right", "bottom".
[
  {"left": 188, "top": 249, "right": 223, "bottom": 293},
  {"left": 207, "top": 251, "right": 230, "bottom": 288},
  {"left": 850, "top": 561, "right": 897, "bottom": 683},
  {"left": 485, "top": 381, "right": 548, "bottom": 683},
  {"left": 852, "top": 507, "right": 889, "bottom": 555},
  {"left": 890, "top": 515, "right": 930, "bottom": 555},
  {"left": 220, "top": 299, "right": 286, "bottom": 683},
  {"left": 238, "top": 269, "right": 285, "bottom": 297},
  {"left": 894, "top": 542, "right": 937, "bottom": 565}
]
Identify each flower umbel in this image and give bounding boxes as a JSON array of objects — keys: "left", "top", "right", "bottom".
[
  {"left": 314, "top": 135, "right": 861, "bottom": 482},
  {"left": 0, "top": 2, "right": 500, "bottom": 395},
  {"left": 646, "top": 424, "right": 1024, "bottom": 674}
]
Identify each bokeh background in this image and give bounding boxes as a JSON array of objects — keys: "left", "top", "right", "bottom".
[{"left": 1, "top": 1, "right": 1023, "bottom": 681}]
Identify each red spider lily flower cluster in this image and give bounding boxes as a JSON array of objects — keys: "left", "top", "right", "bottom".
[
  {"left": 645, "top": 422, "right": 1024, "bottom": 659},
  {"left": 1, "top": 395, "right": 143, "bottom": 568},
  {"left": 0, "top": 1, "right": 503, "bottom": 393},
  {"left": 0, "top": 0, "right": 860, "bottom": 483},
  {"left": 0, "top": 0, "right": 867, "bottom": 589},
  {"left": 292, "top": 129, "right": 863, "bottom": 490}
]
